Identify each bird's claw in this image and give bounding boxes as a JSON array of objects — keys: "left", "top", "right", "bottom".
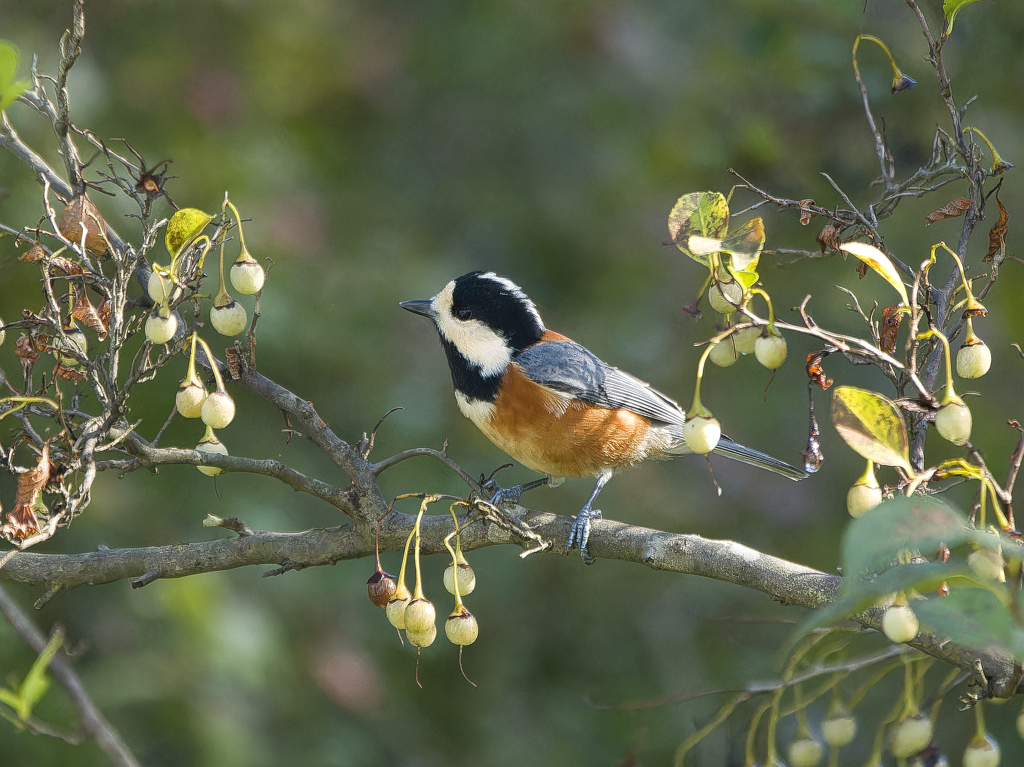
[
  {"left": 483, "top": 479, "right": 522, "bottom": 507},
  {"left": 567, "top": 508, "right": 601, "bottom": 565}
]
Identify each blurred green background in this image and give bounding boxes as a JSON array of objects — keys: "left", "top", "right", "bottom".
[{"left": 1, "top": 0, "right": 1023, "bottom": 764}]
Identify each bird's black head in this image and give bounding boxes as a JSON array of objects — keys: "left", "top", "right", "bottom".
[
  {"left": 447, "top": 271, "right": 546, "bottom": 350},
  {"left": 401, "top": 271, "right": 546, "bottom": 399}
]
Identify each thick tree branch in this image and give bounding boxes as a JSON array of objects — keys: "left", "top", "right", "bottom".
[{"left": 0, "top": 505, "right": 1019, "bottom": 697}]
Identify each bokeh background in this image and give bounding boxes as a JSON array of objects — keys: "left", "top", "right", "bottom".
[{"left": 1, "top": 0, "right": 1023, "bottom": 764}]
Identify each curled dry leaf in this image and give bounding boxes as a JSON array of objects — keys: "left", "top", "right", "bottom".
[
  {"left": 924, "top": 196, "right": 971, "bottom": 225},
  {"left": 55, "top": 364, "right": 88, "bottom": 382},
  {"left": 98, "top": 295, "right": 111, "bottom": 329},
  {"left": 798, "top": 199, "right": 815, "bottom": 225},
  {"left": 984, "top": 188, "right": 1008, "bottom": 262},
  {"left": 14, "top": 334, "right": 40, "bottom": 362},
  {"left": 71, "top": 288, "right": 108, "bottom": 340},
  {"left": 1, "top": 442, "right": 52, "bottom": 541},
  {"left": 50, "top": 255, "right": 86, "bottom": 276},
  {"left": 1, "top": 501, "right": 40, "bottom": 539},
  {"left": 880, "top": 304, "right": 905, "bottom": 355},
  {"left": 59, "top": 194, "right": 109, "bottom": 255},
  {"left": 816, "top": 222, "right": 843, "bottom": 252},
  {"left": 806, "top": 351, "right": 834, "bottom": 390},
  {"left": 19, "top": 244, "right": 46, "bottom": 262},
  {"left": 20, "top": 245, "right": 85, "bottom": 276},
  {"left": 15, "top": 333, "right": 39, "bottom": 379}
]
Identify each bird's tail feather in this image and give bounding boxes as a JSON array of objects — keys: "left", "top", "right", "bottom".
[{"left": 666, "top": 434, "right": 808, "bottom": 481}]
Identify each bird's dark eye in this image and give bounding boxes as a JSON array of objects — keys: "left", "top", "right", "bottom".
[{"left": 455, "top": 307, "right": 473, "bottom": 321}]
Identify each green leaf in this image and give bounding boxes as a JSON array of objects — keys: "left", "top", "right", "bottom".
[
  {"left": 667, "top": 192, "right": 730, "bottom": 267},
  {"left": 15, "top": 628, "right": 63, "bottom": 720},
  {"left": 165, "top": 208, "right": 213, "bottom": 258},
  {"left": 799, "top": 495, "right": 994, "bottom": 637},
  {"left": 838, "top": 242, "right": 909, "bottom": 307},
  {"left": 0, "top": 40, "right": 30, "bottom": 111},
  {"left": 831, "top": 386, "right": 912, "bottom": 472},
  {"left": 799, "top": 560, "right": 968, "bottom": 635},
  {"left": 915, "top": 585, "right": 1024, "bottom": 658},
  {"left": 943, "top": 0, "right": 983, "bottom": 36},
  {"left": 731, "top": 268, "right": 760, "bottom": 293},
  {"left": 842, "top": 496, "right": 974, "bottom": 578}
]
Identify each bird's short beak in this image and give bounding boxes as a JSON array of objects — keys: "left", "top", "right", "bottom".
[{"left": 399, "top": 299, "right": 436, "bottom": 319}]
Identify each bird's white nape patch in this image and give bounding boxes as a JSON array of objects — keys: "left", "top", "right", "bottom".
[
  {"left": 431, "top": 280, "right": 513, "bottom": 376},
  {"left": 476, "top": 272, "right": 544, "bottom": 330},
  {"left": 454, "top": 390, "right": 496, "bottom": 427}
]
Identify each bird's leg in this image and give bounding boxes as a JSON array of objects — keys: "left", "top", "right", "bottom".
[
  {"left": 566, "top": 469, "right": 613, "bottom": 564},
  {"left": 483, "top": 476, "right": 549, "bottom": 507}
]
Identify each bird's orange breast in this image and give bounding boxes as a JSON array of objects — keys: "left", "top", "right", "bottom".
[{"left": 475, "top": 363, "right": 653, "bottom": 480}]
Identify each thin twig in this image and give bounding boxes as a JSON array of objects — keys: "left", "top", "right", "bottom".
[{"left": 0, "top": 585, "right": 141, "bottom": 767}]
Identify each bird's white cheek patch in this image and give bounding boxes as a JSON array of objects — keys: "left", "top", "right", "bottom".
[
  {"left": 455, "top": 391, "right": 496, "bottom": 428},
  {"left": 431, "top": 282, "right": 512, "bottom": 377}
]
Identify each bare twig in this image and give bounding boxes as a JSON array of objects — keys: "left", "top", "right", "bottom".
[{"left": 0, "top": 585, "right": 141, "bottom": 767}]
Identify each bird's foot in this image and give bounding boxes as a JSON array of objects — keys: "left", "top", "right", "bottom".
[
  {"left": 482, "top": 479, "right": 523, "bottom": 507},
  {"left": 567, "top": 508, "right": 601, "bottom": 565},
  {"left": 482, "top": 476, "right": 547, "bottom": 507}
]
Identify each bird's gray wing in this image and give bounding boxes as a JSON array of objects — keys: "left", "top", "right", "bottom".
[{"left": 513, "top": 340, "right": 686, "bottom": 426}]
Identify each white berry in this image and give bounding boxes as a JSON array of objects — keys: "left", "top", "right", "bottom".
[
  {"left": 201, "top": 390, "right": 236, "bottom": 429},
  {"left": 935, "top": 400, "right": 972, "bottom": 445},
  {"left": 889, "top": 714, "right": 933, "bottom": 758},
  {"left": 210, "top": 299, "right": 248, "bottom": 337},
  {"left": 755, "top": 332, "right": 788, "bottom": 370},
  {"left": 882, "top": 603, "right": 919, "bottom": 643},
  {"left": 684, "top": 415, "right": 721, "bottom": 454}
]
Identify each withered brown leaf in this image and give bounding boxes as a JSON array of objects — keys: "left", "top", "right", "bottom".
[
  {"left": 880, "top": 304, "right": 905, "bottom": 355},
  {"left": 798, "top": 199, "right": 815, "bottom": 226},
  {"left": 806, "top": 351, "right": 834, "bottom": 390},
  {"left": 856, "top": 260, "right": 869, "bottom": 279},
  {"left": 22, "top": 244, "right": 86, "bottom": 275},
  {"left": 816, "top": 222, "right": 843, "bottom": 252},
  {"left": 71, "top": 288, "right": 108, "bottom": 340},
  {"left": 49, "top": 255, "right": 86, "bottom": 276},
  {"left": 924, "top": 196, "right": 971, "bottom": 225},
  {"left": 59, "top": 194, "right": 109, "bottom": 255},
  {"left": 98, "top": 295, "right": 111, "bottom": 329},
  {"left": 19, "top": 244, "right": 46, "bottom": 263},
  {"left": 1, "top": 503, "right": 40, "bottom": 540},
  {"left": 2, "top": 442, "right": 51, "bottom": 541},
  {"left": 984, "top": 189, "right": 1008, "bottom": 262},
  {"left": 15, "top": 334, "right": 40, "bottom": 362},
  {"left": 55, "top": 364, "right": 88, "bottom": 382}
]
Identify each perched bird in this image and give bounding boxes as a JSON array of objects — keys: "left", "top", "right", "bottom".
[{"left": 401, "top": 271, "right": 807, "bottom": 562}]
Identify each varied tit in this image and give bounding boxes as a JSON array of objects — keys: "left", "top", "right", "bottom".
[{"left": 401, "top": 271, "right": 807, "bottom": 563}]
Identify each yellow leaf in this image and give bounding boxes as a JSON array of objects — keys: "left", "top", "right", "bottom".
[
  {"left": 165, "top": 208, "right": 213, "bottom": 258},
  {"left": 831, "top": 386, "right": 912, "bottom": 472},
  {"left": 839, "top": 242, "right": 909, "bottom": 307},
  {"left": 721, "top": 217, "right": 765, "bottom": 273}
]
